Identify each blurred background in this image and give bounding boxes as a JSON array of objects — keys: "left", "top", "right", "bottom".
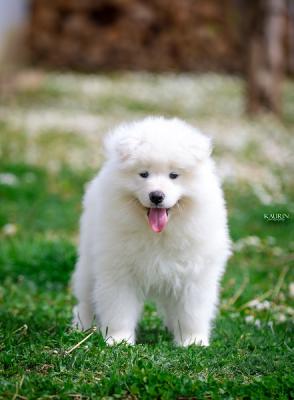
[
  {"left": 0, "top": 0, "right": 293, "bottom": 262},
  {"left": 0, "top": 2, "right": 293, "bottom": 397}
]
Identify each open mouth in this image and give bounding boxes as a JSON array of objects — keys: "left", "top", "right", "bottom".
[{"left": 147, "top": 207, "right": 169, "bottom": 233}]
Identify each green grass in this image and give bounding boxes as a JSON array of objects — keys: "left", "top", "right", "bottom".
[{"left": 0, "top": 159, "right": 293, "bottom": 399}]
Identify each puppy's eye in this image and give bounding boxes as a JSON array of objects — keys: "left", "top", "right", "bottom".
[
  {"left": 139, "top": 171, "right": 149, "bottom": 178},
  {"left": 169, "top": 172, "right": 179, "bottom": 179}
]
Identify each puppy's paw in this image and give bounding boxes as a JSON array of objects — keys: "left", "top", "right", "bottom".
[
  {"left": 105, "top": 331, "right": 135, "bottom": 346},
  {"left": 175, "top": 333, "right": 209, "bottom": 347},
  {"left": 72, "top": 305, "right": 93, "bottom": 331}
]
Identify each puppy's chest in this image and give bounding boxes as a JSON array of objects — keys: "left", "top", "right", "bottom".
[{"left": 130, "top": 238, "right": 202, "bottom": 293}]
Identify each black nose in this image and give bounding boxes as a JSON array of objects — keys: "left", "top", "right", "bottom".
[{"left": 149, "top": 190, "right": 165, "bottom": 205}]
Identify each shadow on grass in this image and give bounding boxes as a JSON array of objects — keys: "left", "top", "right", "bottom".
[{"left": 136, "top": 323, "right": 173, "bottom": 345}]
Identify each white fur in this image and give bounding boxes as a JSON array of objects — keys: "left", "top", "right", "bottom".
[{"left": 72, "top": 117, "right": 231, "bottom": 346}]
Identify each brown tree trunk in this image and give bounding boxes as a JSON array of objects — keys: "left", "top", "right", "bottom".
[
  {"left": 286, "top": 0, "right": 294, "bottom": 74},
  {"left": 245, "top": 0, "right": 286, "bottom": 115}
]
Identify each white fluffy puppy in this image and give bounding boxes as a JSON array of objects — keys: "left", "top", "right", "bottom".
[{"left": 72, "top": 117, "right": 231, "bottom": 346}]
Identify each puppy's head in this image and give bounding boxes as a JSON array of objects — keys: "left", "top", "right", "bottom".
[{"left": 104, "top": 117, "right": 212, "bottom": 233}]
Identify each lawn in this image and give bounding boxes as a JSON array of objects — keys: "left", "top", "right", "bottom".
[{"left": 0, "top": 71, "right": 293, "bottom": 399}]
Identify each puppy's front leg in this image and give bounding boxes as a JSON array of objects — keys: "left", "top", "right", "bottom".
[
  {"left": 94, "top": 279, "right": 143, "bottom": 345},
  {"left": 169, "top": 279, "right": 219, "bottom": 347}
]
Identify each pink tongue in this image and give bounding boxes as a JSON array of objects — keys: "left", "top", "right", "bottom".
[{"left": 148, "top": 208, "right": 168, "bottom": 233}]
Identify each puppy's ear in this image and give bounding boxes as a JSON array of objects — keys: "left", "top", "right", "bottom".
[
  {"left": 104, "top": 130, "right": 140, "bottom": 163},
  {"left": 115, "top": 136, "right": 141, "bottom": 162},
  {"left": 190, "top": 134, "right": 212, "bottom": 161}
]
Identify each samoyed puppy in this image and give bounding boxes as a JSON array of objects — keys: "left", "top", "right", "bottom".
[{"left": 72, "top": 116, "right": 231, "bottom": 346}]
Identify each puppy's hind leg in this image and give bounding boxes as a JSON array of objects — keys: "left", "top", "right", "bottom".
[{"left": 72, "top": 260, "right": 95, "bottom": 331}]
